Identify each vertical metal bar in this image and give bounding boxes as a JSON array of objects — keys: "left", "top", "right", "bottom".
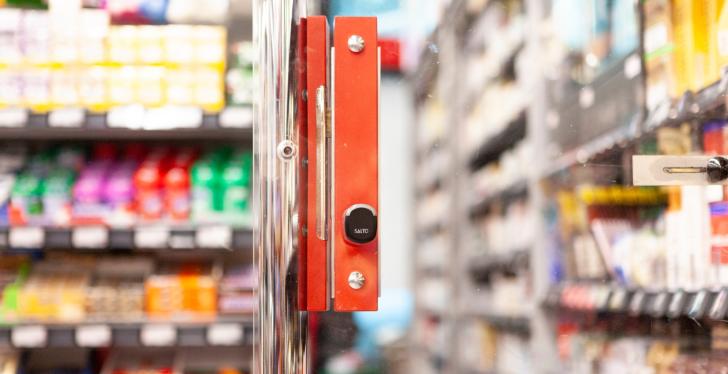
[
  {"left": 315, "top": 86, "right": 328, "bottom": 241},
  {"left": 253, "top": 0, "right": 307, "bottom": 373},
  {"left": 524, "top": 0, "right": 560, "bottom": 371}
]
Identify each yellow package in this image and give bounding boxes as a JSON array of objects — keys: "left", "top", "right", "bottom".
[
  {"left": 671, "top": 0, "right": 711, "bottom": 92},
  {"left": 50, "top": 68, "right": 80, "bottom": 109},
  {"left": 138, "top": 26, "right": 164, "bottom": 65},
  {"left": 22, "top": 68, "right": 52, "bottom": 113},
  {"left": 79, "top": 66, "right": 110, "bottom": 112},
  {"left": 164, "top": 25, "right": 194, "bottom": 65},
  {"left": 137, "top": 66, "right": 165, "bottom": 107},
  {"left": 166, "top": 67, "right": 194, "bottom": 106},
  {"left": 718, "top": 1, "right": 728, "bottom": 73},
  {"left": 180, "top": 274, "right": 216, "bottom": 315},
  {"left": 109, "top": 66, "right": 137, "bottom": 107},
  {"left": 670, "top": 0, "right": 692, "bottom": 94},
  {"left": 57, "top": 276, "right": 86, "bottom": 321},
  {"left": 194, "top": 67, "right": 224, "bottom": 112},
  {"left": 145, "top": 275, "right": 182, "bottom": 317},
  {"left": 108, "top": 26, "right": 138, "bottom": 64},
  {"left": 0, "top": 69, "right": 21, "bottom": 108},
  {"left": 707, "top": 0, "right": 725, "bottom": 83},
  {"left": 194, "top": 26, "right": 226, "bottom": 66}
]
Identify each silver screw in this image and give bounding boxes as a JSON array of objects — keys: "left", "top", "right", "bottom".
[
  {"left": 348, "top": 271, "right": 365, "bottom": 289},
  {"left": 348, "top": 35, "right": 365, "bottom": 53},
  {"left": 277, "top": 140, "right": 297, "bottom": 160}
]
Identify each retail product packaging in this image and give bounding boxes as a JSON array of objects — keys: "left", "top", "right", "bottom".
[
  {"left": 0, "top": 16, "right": 226, "bottom": 112},
  {"left": 717, "top": 0, "right": 728, "bottom": 77},
  {"left": 10, "top": 171, "right": 45, "bottom": 226},
  {"left": 671, "top": 0, "right": 711, "bottom": 92},
  {"left": 709, "top": 202, "right": 728, "bottom": 285},
  {"left": 0, "top": 256, "right": 29, "bottom": 322},
  {"left": 218, "top": 265, "right": 256, "bottom": 314},
  {"left": 680, "top": 185, "right": 712, "bottom": 290},
  {"left": 664, "top": 187, "right": 682, "bottom": 289},
  {"left": 21, "top": 10, "right": 50, "bottom": 65},
  {"left": 0, "top": 9, "right": 22, "bottom": 65},
  {"left": 165, "top": 0, "right": 228, "bottom": 25},
  {"left": 704, "top": 120, "right": 726, "bottom": 154},
  {"left": 644, "top": 0, "right": 678, "bottom": 110},
  {"left": 80, "top": 9, "right": 110, "bottom": 64},
  {"left": 48, "top": 0, "right": 82, "bottom": 64},
  {"left": 18, "top": 258, "right": 94, "bottom": 322},
  {"left": 145, "top": 261, "right": 220, "bottom": 317},
  {"left": 87, "top": 257, "right": 153, "bottom": 320},
  {"left": 226, "top": 42, "right": 256, "bottom": 106},
  {"left": 705, "top": 0, "right": 725, "bottom": 84}
]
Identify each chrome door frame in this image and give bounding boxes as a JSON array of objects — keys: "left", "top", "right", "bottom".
[{"left": 253, "top": 0, "right": 308, "bottom": 372}]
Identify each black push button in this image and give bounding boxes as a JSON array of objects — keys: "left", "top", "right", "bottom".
[{"left": 344, "top": 204, "right": 377, "bottom": 244}]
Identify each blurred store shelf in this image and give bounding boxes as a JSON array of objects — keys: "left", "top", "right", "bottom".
[
  {"left": 468, "top": 249, "right": 530, "bottom": 284},
  {"left": 469, "top": 179, "right": 528, "bottom": 218},
  {"left": 0, "top": 107, "right": 252, "bottom": 140},
  {"left": 0, "top": 316, "right": 253, "bottom": 349},
  {"left": 468, "top": 112, "right": 527, "bottom": 172},
  {"left": 545, "top": 283, "right": 728, "bottom": 321},
  {"left": 0, "top": 225, "right": 252, "bottom": 250},
  {"left": 545, "top": 77, "right": 728, "bottom": 178},
  {"left": 464, "top": 311, "right": 531, "bottom": 336}
]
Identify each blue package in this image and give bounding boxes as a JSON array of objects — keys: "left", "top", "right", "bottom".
[{"left": 139, "top": 0, "right": 169, "bottom": 24}]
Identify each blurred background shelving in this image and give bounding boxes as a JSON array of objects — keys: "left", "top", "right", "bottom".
[{"left": 411, "top": 0, "right": 728, "bottom": 372}]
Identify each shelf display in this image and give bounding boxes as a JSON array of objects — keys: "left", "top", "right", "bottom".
[
  {"left": 0, "top": 9, "right": 226, "bottom": 113},
  {"left": 0, "top": 253, "right": 255, "bottom": 323},
  {"left": 412, "top": 0, "right": 728, "bottom": 372},
  {"left": 0, "top": 144, "right": 252, "bottom": 228},
  {"left": 0, "top": 0, "right": 254, "bottom": 372}
]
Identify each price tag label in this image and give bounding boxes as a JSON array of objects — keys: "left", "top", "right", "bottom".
[
  {"left": 629, "top": 291, "right": 645, "bottom": 315},
  {"left": 134, "top": 226, "right": 170, "bottom": 248},
  {"left": 207, "top": 323, "right": 243, "bottom": 346},
  {"left": 0, "top": 108, "right": 28, "bottom": 128},
  {"left": 220, "top": 107, "right": 253, "bottom": 128},
  {"left": 48, "top": 108, "right": 85, "bottom": 128},
  {"left": 140, "top": 324, "right": 177, "bottom": 346},
  {"left": 144, "top": 106, "right": 202, "bottom": 130},
  {"left": 609, "top": 289, "right": 626, "bottom": 311},
  {"left": 12, "top": 325, "right": 47, "bottom": 348},
  {"left": 196, "top": 225, "right": 232, "bottom": 248},
  {"left": 72, "top": 226, "right": 109, "bottom": 249},
  {"left": 652, "top": 292, "right": 668, "bottom": 316},
  {"left": 169, "top": 231, "right": 196, "bottom": 249},
  {"left": 667, "top": 291, "right": 685, "bottom": 318},
  {"left": 710, "top": 290, "right": 728, "bottom": 320},
  {"left": 688, "top": 290, "right": 707, "bottom": 318},
  {"left": 9, "top": 227, "right": 45, "bottom": 248},
  {"left": 108, "top": 105, "right": 144, "bottom": 129},
  {"left": 594, "top": 287, "right": 610, "bottom": 310},
  {"left": 75, "top": 324, "right": 111, "bottom": 347}
]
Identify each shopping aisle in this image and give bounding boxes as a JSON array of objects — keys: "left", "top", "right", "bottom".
[
  {"left": 0, "top": 1, "right": 254, "bottom": 373},
  {"left": 411, "top": 0, "right": 728, "bottom": 372}
]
